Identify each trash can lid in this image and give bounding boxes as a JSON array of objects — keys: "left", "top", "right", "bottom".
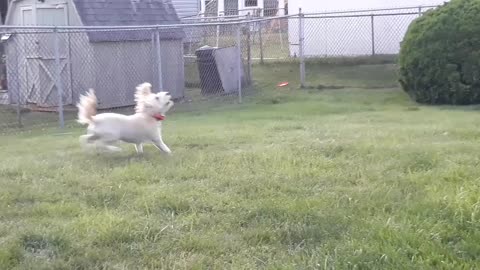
[{"left": 196, "top": 45, "right": 218, "bottom": 51}]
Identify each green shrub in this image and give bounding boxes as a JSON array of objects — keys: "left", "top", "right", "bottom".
[{"left": 399, "top": 0, "right": 480, "bottom": 105}]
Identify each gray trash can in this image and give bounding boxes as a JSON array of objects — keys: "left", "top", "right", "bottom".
[{"left": 195, "top": 46, "right": 223, "bottom": 95}]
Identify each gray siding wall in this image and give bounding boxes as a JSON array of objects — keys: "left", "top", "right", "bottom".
[
  {"left": 73, "top": 39, "right": 184, "bottom": 109},
  {"left": 90, "top": 41, "right": 155, "bottom": 109},
  {"left": 159, "top": 40, "right": 185, "bottom": 100},
  {"left": 68, "top": 31, "right": 96, "bottom": 106}
]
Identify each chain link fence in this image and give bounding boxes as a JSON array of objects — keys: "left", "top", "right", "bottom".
[{"left": 0, "top": 6, "right": 439, "bottom": 133}]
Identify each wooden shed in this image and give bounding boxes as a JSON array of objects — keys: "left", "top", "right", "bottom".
[{"left": 4, "top": 0, "right": 185, "bottom": 109}]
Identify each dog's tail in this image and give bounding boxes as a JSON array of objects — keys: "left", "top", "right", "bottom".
[{"left": 77, "top": 89, "right": 97, "bottom": 125}]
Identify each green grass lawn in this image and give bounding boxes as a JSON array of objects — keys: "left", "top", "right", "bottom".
[{"left": 1, "top": 64, "right": 480, "bottom": 269}]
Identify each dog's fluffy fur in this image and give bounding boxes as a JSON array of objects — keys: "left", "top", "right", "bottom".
[{"left": 77, "top": 82, "right": 174, "bottom": 154}]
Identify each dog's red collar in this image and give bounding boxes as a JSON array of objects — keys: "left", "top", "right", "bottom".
[{"left": 153, "top": 114, "right": 166, "bottom": 121}]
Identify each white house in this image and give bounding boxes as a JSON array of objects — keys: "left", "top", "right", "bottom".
[
  {"left": 288, "top": 0, "right": 448, "bottom": 13},
  {"left": 200, "top": 0, "right": 285, "bottom": 17},
  {"left": 288, "top": 0, "right": 449, "bottom": 57},
  {"left": 171, "top": 0, "right": 201, "bottom": 19}
]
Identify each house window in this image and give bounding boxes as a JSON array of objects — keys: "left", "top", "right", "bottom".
[
  {"left": 245, "top": 0, "right": 258, "bottom": 7},
  {"left": 204, "top": 0, "right": 216, "bottom": 16}
]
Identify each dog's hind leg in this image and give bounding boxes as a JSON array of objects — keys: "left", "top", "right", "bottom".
[
  {"left": 95, "top": 134, "right": 122, "bottom": 153},
  {"left": 134, "top": 144, "right": 144, "bottom": 154},
  {"left": 79, "top": 134, "right": 99, "bottom": 150},
  {"left": 97, "top": 140, "right": 122, "bottom": 153},
  {"left": 79, "top": 134, "right": 91, "bottom": 146},
  {"left": 96, "top": 141, "right": 122, "bottom": 153},
  {"left": 104, "top": 145, "right": 122, "bottom": 152}
]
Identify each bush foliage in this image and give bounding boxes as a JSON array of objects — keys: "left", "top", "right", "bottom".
[{"left": 399, "top": 0, "right": 480, "bottom": 105}]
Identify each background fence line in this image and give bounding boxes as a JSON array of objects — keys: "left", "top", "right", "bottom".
[{"left": 0, "top": 6, "right": 440, "bottom": 133}]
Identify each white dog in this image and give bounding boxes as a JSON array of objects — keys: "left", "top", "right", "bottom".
[{"left": 77, "top": 82, "right": 174, "bottom": 154}]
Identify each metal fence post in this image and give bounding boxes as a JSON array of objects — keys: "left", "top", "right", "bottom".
[
  {"left": 236, "top": 24, "right": 243, "bottom": 103},
  {"left": 11, "top": 31, "right": 23, "bottom": 127},
  {"left": 155, "top": 28, "right": 164, "bottom": 90},
  {"left": 53, "top": 27, "right": 65, "bottom": 129},
  {"left": 299, "top": 8, "right": 305, "bottom": 88},
  {"left": 246, "top": 13, "right": 252, "bottom": 84},
  {"left": 418, "top": 6, "right": 422, "bottom": 17},
  {"left": 216, "top": 15, "right": 222, "bottom": 47},
  {"left": 278, "top": 17, "right": 285, "bottom": 51},
  {"left": 258, "top": 9, "right": 265, "bottom": 64},
  {"left": 370, "top": 15, "right": 375, "bottom": 56}
]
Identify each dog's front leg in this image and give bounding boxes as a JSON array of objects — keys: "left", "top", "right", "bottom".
[
  {"left": 150, "top": 126, "right": 172, "bottom": 155},
  {"left": 153, "top": 140, "right": 172, "bottom": 155},
  {"left": 134, "top": 144, "right": 144, "bottom": 154},
  {"left": 152, "top": 136, "right": 172, "bottom": 155}
]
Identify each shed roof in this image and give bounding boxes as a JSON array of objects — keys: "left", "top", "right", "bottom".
[{"left": 72, "top": 0, "right": 185, "bottom": 42}]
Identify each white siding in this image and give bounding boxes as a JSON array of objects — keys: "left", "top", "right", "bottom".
[
  {"left": 289, "top": 0, "right": 449, "bottom": 14},
  {"left": 288, "top": 0, "right": 450, "bottom": 57},
  {"left": 171, "top": 0, "right": 200, "bottom": 18}
]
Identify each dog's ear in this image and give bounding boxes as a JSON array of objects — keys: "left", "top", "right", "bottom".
[{"left": 135, "top": 82, "right": 152, "bottom": 96}]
